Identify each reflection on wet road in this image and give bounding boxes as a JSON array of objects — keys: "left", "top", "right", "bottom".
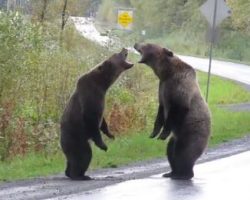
[{"left": 53, "top": 151, "right": 250, "bottom": 200}]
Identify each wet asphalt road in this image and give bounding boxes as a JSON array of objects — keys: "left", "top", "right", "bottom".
[
  {"left": 1, "top": 136, "right": 250, "bottom": 200},
  {"left": 48, "top": 151, "right": 250, "bottom": 200}
]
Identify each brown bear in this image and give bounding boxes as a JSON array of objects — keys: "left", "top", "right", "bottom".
[
  {"left": 134, "top": 43, "right": 211, "bottom": 180},
  {"left": 60, "top": 48, "right": 133, "bottom": 180}
]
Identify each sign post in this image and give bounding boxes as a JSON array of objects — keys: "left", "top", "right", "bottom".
[
  {"left": 200, "top": 0, "right": 231, "bottom": 102},
  {"left": 205, "top": 0, "right": 218, "bottom": 103}
]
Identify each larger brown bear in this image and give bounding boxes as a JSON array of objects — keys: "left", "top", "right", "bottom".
[
  {"left": 134, "top": 43, "right": 211, "bottom": 180},
  {"left": 60, "top": 48, "right": 133, "bottom": 180}
]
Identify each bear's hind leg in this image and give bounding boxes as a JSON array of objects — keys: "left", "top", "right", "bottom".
[
  {"left": 170, "top": 160, "right": 194, "bottom": 180},
  {"left": 170, "top": 140, "right": 195, "bottom": 180},
  {"left": 81, "top": 141, "right": 92, "bottom": 180},
  {"left": 163, "top": 137, "right": 176, "bottom": 178},
  {"left": 67, "top": 159, "right": 84, "bottom": 180},
  {"left": 67, "top": 142, "right": 92, "bottom": 180},
  {"left": 67, "top": 160, "right": 92, "bottom": 180},
  {"left": 65, "top": 161, "right": 70, "bottom": 178}
]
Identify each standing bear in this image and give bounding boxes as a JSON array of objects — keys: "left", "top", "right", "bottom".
[
  {"left": 134, "top": 43, "right": 211, "bottom": 180},
  {"left": 60, "top": 48, "right": 133, "bottom": 180}
]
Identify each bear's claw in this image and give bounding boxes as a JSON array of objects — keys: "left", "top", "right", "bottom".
[
  {"left": 95, "top": 141, "right": 108, "bottom": 151},
  {"left": 149, "top": 132, "right": 158, "bottom": 138},
  {"left": 107, "top": 134, "right": 115, "bottom": 140}
]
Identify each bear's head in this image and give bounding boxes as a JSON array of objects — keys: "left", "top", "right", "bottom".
[
  {"left": 134, "top": 43, "right": 174, "bottom": 79},
  {"left": 96, "top": 48, "right": 133, "bottom": 87}
]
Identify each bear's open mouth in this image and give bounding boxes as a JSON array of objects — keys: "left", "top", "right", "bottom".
[
  {"left": 133, "top": 43, "right": 145, "bottom": 63},
  {"left": 124, "top": 59, "right": 134, "bottom": 69},
  {"left": 136, "top": 52, "right": 146, "bottom": 64},
  {"left": 138, "top": 55, "right": 146, "bottom": 63},
  {"left": 125, "top": 63, "right": 133, "bottom": 69},
  {"left": 120, "top": 48, "right": 134, "bottom": 69}
]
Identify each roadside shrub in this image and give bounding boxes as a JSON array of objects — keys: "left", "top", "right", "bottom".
[
  {"left": 0, "top": 101, "right": 15, "bottom": 161},
  {"left": 107, "top": 103, "right": 146, "bottom": 134},
  {"left": 0, "top": 12, "right": 109, "bottom": 160}
]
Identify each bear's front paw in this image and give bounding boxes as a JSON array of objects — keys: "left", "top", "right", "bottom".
[
  {"left": 107, "top": 133, "right": 115, "bottom": 140},
  {"left": 149, "top": 132, "right": 158, "bottom": 138},
  {"left": 157, "top": 129, "right": 171, "bottom": 140},
  {"left": 158, "top": 133, "right": 170, "bottom": 140},
  {"left": 158, "top": 134, "right": 167, "bottom": 140},
  {"left": 95, "top": 141, "right": 108, "bottom": 151}
]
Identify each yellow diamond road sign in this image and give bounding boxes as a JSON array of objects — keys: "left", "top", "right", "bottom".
[{"left": 117, "top": 10, "right": 133, "bottom": 30}]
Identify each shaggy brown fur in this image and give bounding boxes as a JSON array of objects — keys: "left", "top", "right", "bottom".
[
  {"left": 134, "top": 43, "right": 211, "bottom": 180},
  {"left": 60, "top": 48, "right": 133, "bottom": 180}
]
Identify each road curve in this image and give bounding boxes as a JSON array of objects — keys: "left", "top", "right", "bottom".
[{"left": 179, "top": 55, "right": 250, "bottom": 85}]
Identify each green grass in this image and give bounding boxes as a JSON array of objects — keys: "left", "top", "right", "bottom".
[
  {"left": 210, "top": 106, "right": 250, "bottom": 146},
  {"left": 0, "top": 132, "right": 166, "bottom": 181},
  {"left": 1, "top": 106, "right": 250, "bottom": 181},
  {"left": 0, "top": 153, "right": 64, "bottom": 181},
  {"left": 0, "top": 70, "right": 250, "bottom": 182},
  {"left": 197, "top": 71, "right": 250, "bottom": 104},
  {"left": 92, "top": 131, "right": 166, "bottom": 169}
]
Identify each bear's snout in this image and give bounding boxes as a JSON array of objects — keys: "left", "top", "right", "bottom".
[{"left": 134, "top": 43, "right": 141, "bottom": 51}]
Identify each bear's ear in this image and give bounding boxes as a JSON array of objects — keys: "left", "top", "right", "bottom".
[
  {"left": 162, "top": 48, "right": 173, "bottom": 57},
  {"left": 98, "top": 64, "right": 104, "bottom": 71},
  {"left": 98, "top": 60, "right": 111, "bottom": 71},
  {"left": 103, "top": 60, "right": 112, "bottom": 66}
]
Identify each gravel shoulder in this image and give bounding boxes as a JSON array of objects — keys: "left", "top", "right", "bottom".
[{"left": 220, "top": 102, "right": 250, "bottom": 112}]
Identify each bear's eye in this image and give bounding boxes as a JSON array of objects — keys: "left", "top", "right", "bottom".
[{"left": 98, "top": 65, "right": 103, "bottom": 71}]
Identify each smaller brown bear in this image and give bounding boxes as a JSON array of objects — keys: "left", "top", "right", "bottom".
[
  {"left": 134, "top": 43, "right": 211, "bottom": 180},
  {"left": 60, "top": 48, "right": 133, "bottom": 180}
]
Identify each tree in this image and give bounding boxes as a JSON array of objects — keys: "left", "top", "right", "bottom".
[
  {"left": 40, "top": 0, "right": 48, "bottom": 24},
  {"left": 228, "top": 0, "right": 250, "bottom": 33},
  {"left": 61, "top": 0, "right": 68, "bottom": 31},
  {"left": 129, "top": 0, "right": 191, "bottom": 36},
  {"left": 96, "top": 0, "right": 116, "bottom": 24}
]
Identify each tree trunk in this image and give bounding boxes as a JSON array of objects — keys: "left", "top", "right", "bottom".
[
  {"left": 60, "top": 0, "right": 68, "bottom": 47},
  {"left": 61, "top": 0, "right": 68, "bottom": 31},
  {"left": 40, "top": 0, "right": 48, "bottom": 24}
]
